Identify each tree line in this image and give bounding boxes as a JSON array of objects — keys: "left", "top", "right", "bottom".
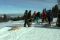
[{"left": 0, "top": 4, "right": 59, "bottom": 22}]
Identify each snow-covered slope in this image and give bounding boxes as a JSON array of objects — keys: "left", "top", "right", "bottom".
[
  {"left": 0, "top": 18, "right": 60, "bottom": 40},
  {"left": 0, "top": 27, "right": 60, "bottom": 40}
]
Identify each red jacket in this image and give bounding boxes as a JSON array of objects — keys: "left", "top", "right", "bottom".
[{"left": 42, "top": 11, "right": 47, "bottom": 19}]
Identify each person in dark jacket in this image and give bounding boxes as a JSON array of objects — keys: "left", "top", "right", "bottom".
[
  {"left": 24, "top": 10, "right": 28, "bottom": 27},
  {"left": 47, "top": 10, "right": 53, "bottom": 25},
  {"left": 27, "top": 10, "right": 32, "bottom": 27}
]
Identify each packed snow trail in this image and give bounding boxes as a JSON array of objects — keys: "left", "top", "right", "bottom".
[{"left": 0, "top": 27, "right": 60, "bottom": 40}]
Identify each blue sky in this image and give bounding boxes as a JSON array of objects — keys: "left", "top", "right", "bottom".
[{"left": 0, "top": 0, "right": 57, "bottom": 14}]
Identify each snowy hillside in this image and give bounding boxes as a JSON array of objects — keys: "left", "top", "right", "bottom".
[{"left": 0, "top": 18, "right": 60, "bottom": 40}]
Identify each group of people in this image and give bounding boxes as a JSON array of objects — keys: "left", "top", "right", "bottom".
[
  {"left": 41, "top": 9, "right": 53, "bottom": 24},
  {"left": 23, "top": 10, "right": 32, "bottom": 27},
  {"left": 23, "top": 9, "right": 53, "bottom": 27}
]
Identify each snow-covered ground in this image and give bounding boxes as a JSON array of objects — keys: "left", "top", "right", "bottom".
[{"left": 0, "top": 18, "right": 60, "bottom": 40}]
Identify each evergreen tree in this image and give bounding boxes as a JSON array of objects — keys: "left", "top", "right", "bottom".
[{"left": 52, "top": 4, "right": 59, "bottom": 17}]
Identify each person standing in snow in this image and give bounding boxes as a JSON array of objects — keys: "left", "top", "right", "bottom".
[
  {"left": 36, "top": 12, "right": 41, "bottom": 23},
  {"left": 47, "top": 10, "right": 53, "bottom": 25},
  {"left": 27, "top": 10, "right": 32, "bottom": 27},
  {"left": 24, "top": 10, "right": 28, "bottom": 27},
  {"left": 32, "top": 11, "right": 37, "bottom": 22},
  {"left": 41, "top": 9, "right": 47, "bottom": 23}
]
